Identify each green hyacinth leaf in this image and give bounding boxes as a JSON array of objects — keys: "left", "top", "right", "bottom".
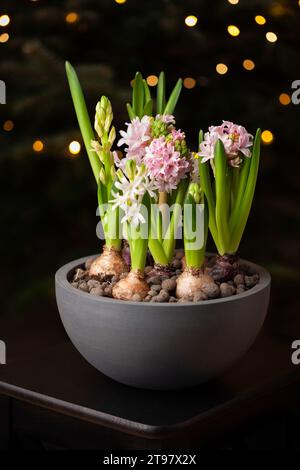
[
  {"left": 163, "top": 78, "right": 182, "bottom": 115},
  {"left": 230, "top": 129, "right": 261, "bottom": 253},
  {"left": 126, "top": 103, "right": 135, "bottom": 120},
  {"left": 143, "top": 99, "right": 153, "bottom": 116},
  {"left": 132, "top": 72, "right": 144, "bottom": 118},
  {"left": 65, "top": 61, "right": 101, "bottom": 184},
  {"left": 157, "top": 71, "right": 166, "bottom": 115}
]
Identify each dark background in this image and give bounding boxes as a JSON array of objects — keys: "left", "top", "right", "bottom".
[{"left": 0, "top": 0, "right": 299, "bottom": 328}]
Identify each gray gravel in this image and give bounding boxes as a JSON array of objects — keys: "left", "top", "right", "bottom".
[{"left": 70, "top": 252, "right": 260, "bottom": 303}]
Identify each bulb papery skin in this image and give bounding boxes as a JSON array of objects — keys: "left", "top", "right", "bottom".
[
  {"left": 89, "top": 246, "right": 128, "bottom": 278},
  {"left": 146, "top": 263, "right": 174, "bottom": 280},
  {"left": 112, "top": 270, "right": 149, "bottom": 301},
  {"left": 210, "top": 253, "right": 239, "bottom": 282},
  {"left": 121, "top": 240, "right": 131, "bottom": 267},
  {"left": 176, "top": 268, "right": 214, "bottom": 299}
]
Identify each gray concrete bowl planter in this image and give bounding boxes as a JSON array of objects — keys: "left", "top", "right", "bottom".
[{"left": 55, "top": 255, "right": 271, "bottom": 390}]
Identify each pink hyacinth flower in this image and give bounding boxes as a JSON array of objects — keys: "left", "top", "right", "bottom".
[
  {"left": 117, "top": 116, "right": 152, "bottom": 164},
  {"left": 198, "top": 121, "right": 253, "bottom": 167},
  {"left": 144, "top": 136, "right": 190, "bottom": 193}
]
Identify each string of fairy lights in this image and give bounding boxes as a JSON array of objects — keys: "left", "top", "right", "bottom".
[{"left": 1, "top": 0, "right": 300, "bottom": 152}]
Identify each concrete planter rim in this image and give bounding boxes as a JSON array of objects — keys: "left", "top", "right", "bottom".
[{"left": 55, "top": 254, "right": 271, "bottom": 308}]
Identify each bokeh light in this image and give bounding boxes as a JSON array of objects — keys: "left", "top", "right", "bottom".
[
  {"left": 115, "top": 0, "right": 127, "bottom": 3},
  {"left": 0, "top": 33, "right": 9, "bottom": 43},
  {"left": 146, "top": 75, "right": 158, "bottom": 86},
  {"left": 227, "top": 25, "right": 240, "bottom": 37},
  {"left": 183, "top": 77, "right": 196, "bottom": 89},
  {"left": 3, "top": 120, "right": 14, "bottom": 132},
  {"left": 227, "top": 0, "right": 239, "bottom": 4},
  {"left": 279, "top": 93, "right": 291, "bottom": 105},
  {"left": 266, "top": 32, "right": 277, "bottom": 43},
  {"left": 243, "top": 59, "right": 255, "bottom": 71},
  {"left": 216, "top": 63, "right": 228, "bottom": 75},
  {"left": 270, "top": 3, "right": 286, "bottom": 17},
  {"left": 185, "top": 15, "right": 198, "bottom": 27},
  {"left": 33, "top": 140, "right": 44, "bottom": 152},
  {"left": 69, "top": 140, "right": 81, "bottom": 155},
  {"left": 65, "top": 12, "right": 79, "bottom": 24},
  {"left": 261, "top": 130, "right": 274, "bottom": 144},
  {"left": 255, "top": 15, "right": 266, "bottom": 25},
  {"left": 0, "top": 15, "right": 10, "bottom": 27}
]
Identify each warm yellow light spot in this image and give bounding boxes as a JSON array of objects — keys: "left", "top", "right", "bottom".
[
  {"left": 228, "top": 0, "right": 239, "bottom": 4},
  {"left": 0, "top": 15, "right": 10, "bottom": 27},
  {"left": 243, "top": 59, "right": 255, "bottom": 71},
  {"left": 0, "top": 33, "right": 9, "bottom": 43},
  {"left": 115, "top": 0, "right": 127, "bottom": 3},
  {"left": 255, "top": 15, "right": 266, "bottom": 25},
  {"left": 279, "top": 93, "right": 291, "bottom": 105},
  {"left": 216, "top": 63, "right": 228, "bottom": 75},
  {"left": 69, "top": 140, "right": 81, "bottom": 155},
  {"left": 3, "top": 120, "right": 14, "bottom": 131},
  {"left": 183, "top": 77, "right": 196, "bottom": 89},
  {"left": 185, "top": 15, "right": 198, "bottom": 27},
  {"left": 261, "top": 130, "right": 274, "bottom": 144},
  {"left": 227, "top": 25, "right": 240, "bottom": 37},
  {"left": 266, "top": 31, "right": 277, "bottom": 42},
  {"left": 33, "top": 140, "right": 44, "bottom": 152},
  {"left": 270, "top": 3, "right": 286, "bottom": 17},
  {"left": 146, "top": 75, "right": 158, "bottom": 86},
  {"left": 65, "top": 12, "right": 79, "bottom": 24}
]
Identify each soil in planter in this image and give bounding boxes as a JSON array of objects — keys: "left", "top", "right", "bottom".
[{"left": 69, "top": 250, "right": 260, "bottom": 303}]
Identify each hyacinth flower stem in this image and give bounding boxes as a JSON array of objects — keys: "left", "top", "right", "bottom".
[
  {"left": 163, "top": 179, "right": 189, "bottom": 263},
  {"left": 184, "top": 190, "right": 208, "bottom": 269},
  {"left": 198, "top": 132, "right": 220, "bottom": 253},
  {"left": 65, "top": 61, "right": 101, "bottom": 183},
  {"left": 148, "top": 203, "right": 169, "bottom": 265},
  {"left": 97, "top": 182, "right": 121, "bottom": 251},
  {"left": 128, "top": 230, "right": 148, "bottom": 270},
  {"left": 157, "top": 191, "right": 168, "bottom": 241},
  {"left": 214, "top": 140, "right": 231, "bottom": 255},
  {"left": 126, "top": 192, "right": 150, "bottom": 270},
  {"left": 229, "top": 129, "right": 261, "bottom": 253},
  {"left": 231, "top": 167, "right": 240, "bottom": 207}
]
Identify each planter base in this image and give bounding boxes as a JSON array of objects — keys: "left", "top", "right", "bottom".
[{"left": 55, "top": 255, "right": 271, "bottom": 390}]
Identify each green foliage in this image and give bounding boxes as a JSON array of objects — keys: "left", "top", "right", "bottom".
[{"left": 199, "top": 130, "right": 261, "bottom": 255}]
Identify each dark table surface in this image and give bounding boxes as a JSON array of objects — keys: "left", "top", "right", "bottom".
[{"left": 0, "top": 295, "right": 300, "bottom": 446}]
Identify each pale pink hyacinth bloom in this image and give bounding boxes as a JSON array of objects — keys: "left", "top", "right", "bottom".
[
  {"left": 198, "top": 121, "right": 253, "bottom": 168},
  {"left": 171, "top": 128, "right": 185, "bottom": 141},
  {"left": 117, "top": 116, "right": 152, "bottom": 165},
  {"left": 155, "top": 114, "right": 175, "bottom": 125},
  {"left": 144, "top": 136, "right": 190, "bottom": 193}
]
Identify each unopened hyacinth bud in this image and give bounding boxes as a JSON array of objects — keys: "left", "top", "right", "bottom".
[
  {"left": 189, "top": 183, "right": 201, "bottom": 204},
  {"left": 110, "top": 165, "right": 116, "bottom": 180},
  {"left": 116, "top": 168, "right": 124, "bottom": 182},
  {"left": 125, "top": 159, "right": 136, "bottom": 181},
  {"left": 151, "top": 118, "right": 169, "bottom": 138},
  {"left": 108, "top": 126, "right": 116, "bottom": 146},
  {"left": 95, "top": 96, "right": 113, "bottom": 140},
  {"left": 99, "top": 167, "right": 107, "bottom": 185},
  {"left": 174, "top": 138, "right": 188, "bottom": 156}
]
